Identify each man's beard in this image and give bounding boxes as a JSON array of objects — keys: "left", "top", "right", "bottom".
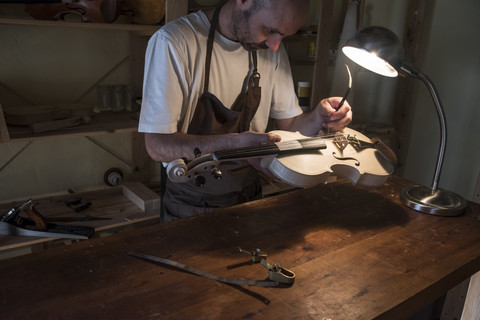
[
  {"left": 241, "top": 41, "right": 268, "bottom": 51},
  {"left": 231, "top": 9, "right": 268, "bottom": 51},
  {"left": 243, "top": 41, "right": 268, "bottom": 51}
]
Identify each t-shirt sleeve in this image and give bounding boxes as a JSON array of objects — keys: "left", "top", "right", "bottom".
[{"left": 138, "top": 30, "right": 188, "bottom": 134}]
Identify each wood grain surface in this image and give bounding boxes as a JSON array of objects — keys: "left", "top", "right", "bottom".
[{"left": 1, "top": 176, "right": 479, "bottom": 320}]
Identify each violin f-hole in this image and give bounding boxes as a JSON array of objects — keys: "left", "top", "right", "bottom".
[{"left": 332, "top": 152, "right": 360, "bottom": 166}]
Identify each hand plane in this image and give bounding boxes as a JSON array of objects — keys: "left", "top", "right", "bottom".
[{"left": 0, "top": 199, "right": 95, "bottom": 239}]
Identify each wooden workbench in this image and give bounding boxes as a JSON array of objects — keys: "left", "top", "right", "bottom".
[{"left": 1, "top": 176, "right": 479, "bottom": 320}]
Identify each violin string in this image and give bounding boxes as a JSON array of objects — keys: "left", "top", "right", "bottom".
[
  {"left": 215, "top": 144, "right": 279, "bottom": 159},
  {"left": 316, "top": 133, "right": 337, "bottom": 139},
  {"left": 216, "top": 133, "right": 339, "bottom": 160}
]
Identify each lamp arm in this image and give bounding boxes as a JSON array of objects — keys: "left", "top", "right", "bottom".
[
  {"left": 399, "top": 59, "right": 422, "bottom": 77},
  {"left": 400, "top": 61, "right": 447, "bottom": 191}
]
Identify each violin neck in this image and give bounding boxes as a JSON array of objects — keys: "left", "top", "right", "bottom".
[{"left": 213, "top": 137, "right": 326, "bottom": 161}]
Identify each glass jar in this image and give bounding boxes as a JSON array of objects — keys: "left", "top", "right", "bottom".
[
  {"left": 96, "top": 85, "right": 112, "bottom": 112},
  {"left": 111, "top": 85, "right": 125, "bottom": 113}
]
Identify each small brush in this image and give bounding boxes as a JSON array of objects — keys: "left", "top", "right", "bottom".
[{"left": 335, "top": 64, "right": 352, "bottom": 111}]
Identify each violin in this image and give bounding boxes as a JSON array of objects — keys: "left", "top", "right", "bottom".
[{"left": 166, "top": 127, "right": 396, "bottom": 188}]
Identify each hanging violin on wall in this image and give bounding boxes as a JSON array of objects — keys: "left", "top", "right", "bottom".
[{"left": 166, "top": 127, "right": 396, "bottom": 189}]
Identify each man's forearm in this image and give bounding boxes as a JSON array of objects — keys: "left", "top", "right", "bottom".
[{"left": 144, "top": 132, "right": 280, "bottom": 163}]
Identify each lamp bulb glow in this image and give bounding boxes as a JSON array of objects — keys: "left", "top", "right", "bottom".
[{"left": 342, "top": 46, "right": 398, "bottom": 77}]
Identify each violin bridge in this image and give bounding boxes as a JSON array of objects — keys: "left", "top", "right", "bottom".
[{"left": 333, "top": 132, "right": 349, "bottom": 151}]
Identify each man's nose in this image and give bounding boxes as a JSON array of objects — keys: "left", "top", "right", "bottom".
[{"left": 266, "top": 34, "right": 283, "bottom": 52}]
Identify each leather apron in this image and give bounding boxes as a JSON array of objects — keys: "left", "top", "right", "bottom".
[{"left": 163, "top": 5, "right": 262, "bottom": 221}]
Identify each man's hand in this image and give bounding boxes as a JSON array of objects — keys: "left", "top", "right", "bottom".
[
  {"left": 238, "top": 131, "right": 281, "bottom": 145},
  {"left": 318, "top": 97, "right": 352, "bottom": 132},
  {"left": 275, "top": 96, "right": 353, "bottom": 136}
]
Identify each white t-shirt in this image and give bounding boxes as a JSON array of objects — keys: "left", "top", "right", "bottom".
[{"left": 138, "top": 10, "right": 302, "bottom": 134}]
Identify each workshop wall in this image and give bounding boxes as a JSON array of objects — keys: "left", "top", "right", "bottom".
[
  {"left": 402, "top": 0, "right": 480, "bottom": 201},
  {"left": 1, "top": 0, "right": 479, "bottom": 203},
  {"left": 0, "top": 133, "right": 133, "bottom": 201},
  {"left": 349, "top": 0, "right": 408, "bottom": 125},
  {"left": 0, "top": 6, "right": 136, "bottom": 202},
  {"left": 350, "top": 0, "right": 480, "bottom": 201}
]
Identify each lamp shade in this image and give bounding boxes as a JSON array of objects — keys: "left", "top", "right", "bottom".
[{"left": 342, "top": 26, "right": 405, "bottom": 77}]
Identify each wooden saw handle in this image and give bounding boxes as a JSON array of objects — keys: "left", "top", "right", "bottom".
[{"left": 23, "top": 206, "right": 48, "bottom": 231}]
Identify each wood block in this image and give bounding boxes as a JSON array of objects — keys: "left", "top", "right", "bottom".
[
  {"left": 461, "top": 271, "right": 480, "bottom": 320},
  {"left": 122, "top": 182, "right": 160, "bottom": 212}
]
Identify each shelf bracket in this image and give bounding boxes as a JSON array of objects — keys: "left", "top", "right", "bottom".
[
  {"left": 0, "top": 141, "right": 34, "bottom": 173},
  {"left": 85, "top": 136, "right": 132, "bottom": 168}
]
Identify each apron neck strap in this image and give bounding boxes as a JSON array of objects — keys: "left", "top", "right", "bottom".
[
  {"left": 204, "top": 4, "right": 259, "bottom": 93},
  {"left": 203, "top": 5, "right": 222, "bottom": 93}
]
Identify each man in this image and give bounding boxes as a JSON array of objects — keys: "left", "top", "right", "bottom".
[{"left": 139, "top": 0, "right": 352, "bottom": 220}]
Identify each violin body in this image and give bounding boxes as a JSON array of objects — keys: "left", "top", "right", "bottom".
[
  {"left": 167, "top": 127, "right": 395, "bottom": 189},
  {"left": 262, "top": 128, "right": 394, "bottom": 188}
]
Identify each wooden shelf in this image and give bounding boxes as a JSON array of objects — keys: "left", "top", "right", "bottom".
[
  {"left": 2, "top": 111, "right": 140, "bottom": 142},
  {"left": 0, "top": 0, "right": 189, "bottom": 143},
  {"left": 0, "top": 0, "right": 189, "bottom": 35},
  {"left": 0, "top": 17, "right": 162, "bottom": 35}
]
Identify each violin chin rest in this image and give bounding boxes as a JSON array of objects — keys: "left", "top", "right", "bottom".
[{"left": 371, "top": 137, "right": 398, "bottom": 165}]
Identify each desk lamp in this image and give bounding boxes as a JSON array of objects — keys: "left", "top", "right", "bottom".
[{"left": 341, "top": 26, "right": 467, "bottom": 216}]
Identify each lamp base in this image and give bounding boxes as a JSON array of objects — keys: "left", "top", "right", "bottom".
[{"left": 401, "top": 185, "right": 467, "bottom": 216}]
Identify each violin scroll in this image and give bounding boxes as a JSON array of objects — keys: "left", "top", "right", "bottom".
[
  {"left": 166, "top": 155, "right": 222, "bottom": 185},
  {"left": 166, "top": 158, "right": 188, "bottom": 183}
]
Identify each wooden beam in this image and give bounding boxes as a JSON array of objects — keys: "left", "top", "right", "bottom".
[
  {"left": 357, "top": 0, "right": 365, "bottom": 28},
  {"left": 131, "top": 132, "right": 151, "bottom": 182},
  {"left": 165, "top": 0, "right": 188, "bottom": 23},
  {"left": 129, "top": 33, "right": 149, "bottom": 99},
  {"left": 392, "top": 0, "right": 428, "bottom": 174},
  {"left": 0, "top": 103, "right": 10, "bottom": 142},
  {"left": 311, "top": 0, "right": 334, "bottom": 108}
]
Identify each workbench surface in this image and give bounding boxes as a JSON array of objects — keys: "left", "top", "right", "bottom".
[{"left": 1, "top": 176, "right": 480, "bottom": 320}]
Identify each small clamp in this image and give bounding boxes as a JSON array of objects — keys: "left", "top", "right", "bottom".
[
  {"left": 260, "top": 259, "right": 295, "bottom": 284},
  {"left": 238, "top": 247, "right": 267, "bottom": 263}
]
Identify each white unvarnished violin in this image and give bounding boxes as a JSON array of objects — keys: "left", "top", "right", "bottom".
[{"left": 166, "top": 127, "right": 395, "bottom": 188}]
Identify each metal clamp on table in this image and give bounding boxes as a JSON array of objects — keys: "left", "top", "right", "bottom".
[{"left": 261, "top": 258, "right": 296, "bottom": 285}]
